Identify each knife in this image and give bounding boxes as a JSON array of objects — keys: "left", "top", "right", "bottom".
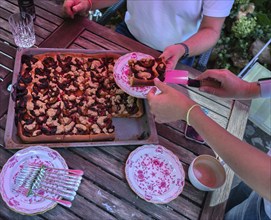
[{"left": 164, "top": 70, "right": 221, "bottom": 88}]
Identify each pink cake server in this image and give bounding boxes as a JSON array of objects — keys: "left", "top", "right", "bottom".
[{"left": 164, "top": 70, "right": 221, "bottom": 88}]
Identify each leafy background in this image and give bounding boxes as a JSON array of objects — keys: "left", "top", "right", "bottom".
[{"left": 209, "top": 0, "right": 271, "bottom": 74}]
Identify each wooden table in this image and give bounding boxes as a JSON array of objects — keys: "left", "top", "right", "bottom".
[{"left": 0, "top": 1, "right": 251, "bottom": 219}]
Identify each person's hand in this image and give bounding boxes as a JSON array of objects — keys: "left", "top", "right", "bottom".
[
  {"left": 63, "top": 0, "right": 92, "bottom": 18},
  {"left": 197, "top": 69, "right": 254, "bottom": 98},
  {"left": 160, "top": 44, "right": 185, "bottom": 70},
  {"left": 147, "top": 78, "right": 195, "bottom": 123}
]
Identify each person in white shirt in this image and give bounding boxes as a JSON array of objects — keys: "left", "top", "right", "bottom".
[
  {"left": 146, "top": 69, "right": 271, "bottom": 219},
  {"left": 63, "top": 0, "right": 234, "bottom": 68}
]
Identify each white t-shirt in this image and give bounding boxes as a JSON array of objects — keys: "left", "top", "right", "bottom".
[
  {"left": 259, "top": 79, "right": 271, "bottom": 98},
  {"left": 125, "top": 0, "right": 234, "bottom": 51}
]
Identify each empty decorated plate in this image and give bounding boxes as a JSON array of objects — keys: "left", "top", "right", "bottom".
[
  {"left": 0, "top": 146, "right": 68, "bottom": 215},
  {"left": 114, "top": 52, "right": 157, "bottom": 99},
  {"left": 125, "top": 144, "right": 185, "bottom": 204}
]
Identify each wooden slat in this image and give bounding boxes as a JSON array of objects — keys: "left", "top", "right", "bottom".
[
  {"left": 0, "top": 114, "right": 7, "bottom": 130},
  {"left": 34, "top": 0, "right": 65, "bottom": 18},
  {"left": 0, "top": 73, "right": 12, "bottom": 117},
  {"left": 73, "top": 36, "right": 108, "bottom": 50},
  {"left": 80, "top": 30, "right": 130, "bottom": 51},
  {"left": 0, "top": 28, "right": 17, "bottom": 47},
  {"left": 68, "top": 43, "right": 84, "bottom": 49},
  {"left": 84, "top": 21, "right": 161, "bottom": 56},
  {"left": 39, "top": 17, "right": 86, "bottom": 48},
  {"left": 41, "top": 205, "right": 81, "bottom": 220},
  {"left": 0, "top": 128, "right": 5, "bottom": 147},
  {"left": 35, "top": 6, "right": 64, "bottom": 25},
  {"left": 0, "top": 198, "right": 43, "bottom": 220},
  {"left": 0, "top": 50, "right": 14, "bottom": 70},
  {"left": 0, "top": 66, "right": 11, "bottom": 79},
  {"left": 34, "top": 16, "right": 59, "bottom": 32},
  {"left": 200, "top": 200, "right": 226, "bottom": 220},
  {"left": 0, "top": 1, "right": 19, "bottom": 14},
  {"left": 78, "top": 179, "right": 153, "bottom": 219},
  {"left": 0, "top": 7, "right": 12, "bottom": 20},
  {"left": 0, "top": 41, "right": 16, "bottom": 58},
  {"left": 68, "top": 194, "right": 117, "bottom": 220},
  {"left": 157, "top": 123, "right": 215, "bottom": 156},
  {"left": 40, "top": 16, "right": 161, "bottom": 58},
  {"left": 72, "top": 147, "right": 124, "bottom": 179},
  {"left": 34, "top": 24, "right": 51, "bottom": 40},
  {"left": 0, "top": 147, "right": 13, "bottom": 166},
  {"left": 99, "top": 145, "right": 132, "bottom": 162}
]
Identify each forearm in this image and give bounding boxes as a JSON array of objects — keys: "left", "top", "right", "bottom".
[
  {"left": 182, "top": 16, "right": 225, "bottom": 57},
  {"left": 189, "top": 107, "right": 271, "bottom": 200},
  {"left": 91, "top": 0, "right": 119, "bottom": 10},
  {"left": 182, "top": 27, "right": 220, "bottom": 57}
]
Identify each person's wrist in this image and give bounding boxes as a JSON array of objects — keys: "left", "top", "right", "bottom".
[
  {"left": 175, "top": 42, "right": 189, "bottom": 60},
  {"left": 240, "top": 82, "right": 260, "bottom": 99},
  {"left": 250, "top": 82, "right": 261, "bottom": 98},
  {"left": 186, "top": 104, "right": 201, "bottom": 126}
]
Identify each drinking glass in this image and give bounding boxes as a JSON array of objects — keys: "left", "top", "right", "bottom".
[{"left": 8, "top": 13, "right": 36, "bottom": 48}]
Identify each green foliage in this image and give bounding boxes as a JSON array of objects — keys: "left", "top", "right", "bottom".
[
  {"left": 210, "top": 0, "right": 271, "bottom": 73},
  {"left": 232, "top": 16, "right": 257, "bottom": 38},
  {"left": 235, "top": 0, "right": 250, "bottom": 4}
]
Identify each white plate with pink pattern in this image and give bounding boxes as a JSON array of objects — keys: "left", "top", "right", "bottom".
[
  {"left": 114, "top": 52, "right": 158, "bottom": 99},
  {"left": 125, "top": 144, "right": 185, "bottom": 204},
  {"left": 0, "top": 146, "right": 68, "bottom": 215}
]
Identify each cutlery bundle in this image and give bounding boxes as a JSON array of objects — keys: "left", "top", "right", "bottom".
[{"left": 13, "top": 163, "right": 84, "bottom": 207}]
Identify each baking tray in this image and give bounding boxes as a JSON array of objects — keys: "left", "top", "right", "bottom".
[{"left": 4, "top": 48, "right": 158, "bottom": 149}]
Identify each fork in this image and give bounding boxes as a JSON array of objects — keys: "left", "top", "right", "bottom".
[
  {"left": 27, "top": 164, "right": 84, "bottom": 176},
  {"left": 13, "top": 164, "right": 83, "bottom": 207},
  {"left": 15, "top": 184, "right": 72, "bottom": 208},
  {"left": 17, "top": 164, "right": 82, "bottom": 192}
]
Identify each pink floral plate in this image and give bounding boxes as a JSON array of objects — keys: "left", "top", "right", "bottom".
[
  {"left": 0, "top": 146, "right": 68, "bottom": 215},
  {"left": 114, "top": 52, "right": 160, "bottom": 99},
  {"left": 125, "top": 144, "right": 185, "bottom": 204}
]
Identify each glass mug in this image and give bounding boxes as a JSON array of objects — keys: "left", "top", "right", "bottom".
[{"left": 8, "top": 13, "right": 36, "bottom": 48}]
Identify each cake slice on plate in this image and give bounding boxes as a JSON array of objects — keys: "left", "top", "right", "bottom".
[{"left": 128, "top": 57, "right": 166, "bottom": 86}]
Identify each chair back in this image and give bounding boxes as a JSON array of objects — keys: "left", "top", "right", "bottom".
[
  {"left": 238, "top": 38, "right": 271, "bottom": 135},
  {"left": 238, "top": 38, "right": 271, "bottom": 78}
]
